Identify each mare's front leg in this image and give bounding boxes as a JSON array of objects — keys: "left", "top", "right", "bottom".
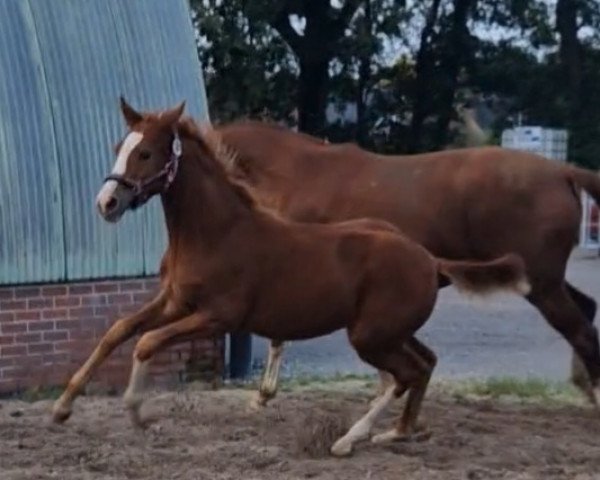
[
  {"left": 51, "top": 290, "right": 170, "bottom": 423},
  {"left": 250, "top": 340, "right": 285, "bottom": 410},
  {"left": 124, "top": 311, "right": 222, "bottom": 427}
]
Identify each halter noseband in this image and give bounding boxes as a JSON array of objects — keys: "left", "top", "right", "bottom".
[{"left": 104, "top": 131, "right": 182, "bottom": 209}]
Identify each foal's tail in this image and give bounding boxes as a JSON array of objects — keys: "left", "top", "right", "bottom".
[{"left": 437, "top": 253, "right": 530, "bottom": 297}]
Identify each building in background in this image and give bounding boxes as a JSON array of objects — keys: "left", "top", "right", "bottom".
[{"left": 0, "top": 0, "right": 225, "bottom": 394}]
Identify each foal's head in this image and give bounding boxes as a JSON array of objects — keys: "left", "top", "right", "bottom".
[
  {"left": 96, "top": 97, "right": 186, "bottom": 222},
  {"left": 97, "top": 98, "right": 259, "bottom": 223}
]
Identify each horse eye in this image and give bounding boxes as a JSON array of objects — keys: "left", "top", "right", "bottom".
[{"left": 139, "top": 150, "right": 151, "bottom": 161}]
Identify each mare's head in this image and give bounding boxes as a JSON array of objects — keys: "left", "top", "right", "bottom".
[{"left": 96, "top": 97, "right": 186, "bottom": 222}]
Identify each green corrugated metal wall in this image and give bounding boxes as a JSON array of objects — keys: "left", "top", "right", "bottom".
[{"left": 0, "top": 0, "right": 208, "bottom": 284}]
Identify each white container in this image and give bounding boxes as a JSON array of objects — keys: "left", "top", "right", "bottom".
[{"left": 501, "top": 126, "right": 568, "bottom": 162}]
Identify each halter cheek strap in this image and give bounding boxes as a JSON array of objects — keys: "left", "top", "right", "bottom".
[{"left": 104, "top": 131, "right": 182, "bottom": 209}]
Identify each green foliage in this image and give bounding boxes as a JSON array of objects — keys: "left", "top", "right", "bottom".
[{"left": 191, "top": 0, "right": 600, "bottom": 167}]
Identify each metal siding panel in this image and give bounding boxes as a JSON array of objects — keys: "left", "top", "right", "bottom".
[
  {"left": 109, "top": 0, "right": 209, "bottom": 274},
  {"left": 0, "top": 0, "right": 65, "bottom": 284},
  {"left": 28, "top": 0, "right": 146, "bottom": 280},
  {"left": 21, "top": 0, "right": 208, "bottom": 281}
]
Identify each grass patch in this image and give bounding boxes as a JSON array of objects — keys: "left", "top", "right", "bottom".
[
  {"left": 0, "top": 385, "right": 64, "bottom": 403},
  {"left": 439, "top": 376, "right": 582, "bottom": 405}
]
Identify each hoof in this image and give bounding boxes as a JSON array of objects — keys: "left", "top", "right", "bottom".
[
  {"left": 127, "top": 407, "right": 151, "bottom": 430},
  {"left": 372, "top": 427, "right": 431, "bottom": 444},
  {"left": 330, "top": 439, "right": 353, "bottom": 457},
  {"left": 248, "top": 393, "right": 268, "bottom": 411},
  {"left": 51, "top": 403, "right": 72, "bottom": 424}
]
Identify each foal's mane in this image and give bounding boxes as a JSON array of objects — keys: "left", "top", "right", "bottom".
[{"left": 178, "top": 117, "right": 272, "bottom": 214}]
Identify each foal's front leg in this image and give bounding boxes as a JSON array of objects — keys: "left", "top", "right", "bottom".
[
  {"left": 250, "top": 340, "right": 285, "bottom": 409},
  {"left": 52, "top": 290, "right": 170, "bottom": 423},
  {"left": 124, "top": 311, "right": 221, "bottom": 427}
]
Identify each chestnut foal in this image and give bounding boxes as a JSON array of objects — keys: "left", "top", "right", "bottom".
[{"left": 52, "top": 100, "right": 530, "bottom": 456}]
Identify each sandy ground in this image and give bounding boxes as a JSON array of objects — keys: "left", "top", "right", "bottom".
[{"left": 2, "top": 382, "right": 600, "bottom": 480}]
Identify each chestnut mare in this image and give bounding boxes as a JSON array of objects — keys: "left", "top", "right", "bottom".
[
  {"left": 216, "top": 120, "right": 600, "bottom": 407},
  {"left": 52, "top": 100, "right": 529, "bottom": 456}
]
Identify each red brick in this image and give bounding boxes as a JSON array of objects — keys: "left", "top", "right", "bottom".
[
  {"left": 28, "top": 321, "right": 54, "bottom": 332},
  {"left": 94, "top": 305, "right": 120, "bottom": 318},
  {"left": 68, "top": 307, "right": 95, "bottom": 319},
  {"left": 132, "top": 292, "right": 153, "bottom": 303},
  {"left": 1, "top": 322, "right": 27, "bottom": 334},
  {"left": 55, "top": 296, "right": 81, "bottom": 307},
  {"left": 16, "top": 311, "right": 41, "bottom": 321},
  {"left": 120, "top": 281, "right": 145, "bottom": 292},
  {"left": 16, "top": 333, "right": 42, "bottom": 344},
  {"left": 42, "top": 309, "right": 68, "bottom": 320},
  {"left": 42, "top": 286, "right": 67, "bottom": 296},
  {"left": 55, "top": 319, "right": 80, "bottom": 330},
  {"left": 0, "top": 288, "right": 14, "bottom": 300},
  {"left": 0, "top": 300, "right": 26, "bottom": 310},
  {"left": 42, "top": 352, "right": 70, "bottom": 364},
  {"left": 70, "top": 329, "right": 95, "bottom": 340},
  {"left": 0, "top": 379, "right": 18, "bottom": 393},
  {"left": 28, "top": 343, "right": 53, "bottom": 354},
  {"left": 43, "top": 330, "right": 68, "bottom": 342},
  {"left": 119, "top": 304, "right": 138, "bottom": 316},
  {"left": 55, "top": 340, "right": 82, "bottom": 352},
  {"left": 82, "top": 317, "right": 108, "bottom": 329},
  {"left": 0, "top": 357, "right": 15, "bottom": 368},
  {"left": 82, "top": 294, "right": 107, "bottom": 306},
  {"left": 14, "top": 286, "right": 41, "bottom": 298},
  {"left": 1, "top": 345, "right": 26, "bottom": 356},
  {"left": 69, "top": 284, "right": 93, "bottom": 295},
  {"left": 0, "top": 335, "right": 14, "bottom": 345},
  {"left": 0, "top": 312, "right": 15, "bottom": 322},
  {"left": 94, "top": 282, "right": 119, "bottom": 294},
  {"left": 144, "top": 279, "right": 160, "bottom": 290},
  {"left": 107, "top": 293, "right": 132, "bottom": 305},
  {"left": 27, "top": 298, "right": 53, "bottom": 309}
]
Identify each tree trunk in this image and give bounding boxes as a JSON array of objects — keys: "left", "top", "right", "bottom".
[
  {"left": 270, "top": 0, "right": 362, "bottom": 136},
  {"left": 556, "top": 0, "right": 582, "bottom": 118},
  {"left": 356, "top": 0, "right": 372, "bottom": 146},
  {"left": 409, "top": 0, "right": 442, "bottom": 153},
  {"left": 433, "top": 0, "right": 475, "bottom": 149},
  {"left": 298, "top": 58, "right": 330, "bottom": 135}
]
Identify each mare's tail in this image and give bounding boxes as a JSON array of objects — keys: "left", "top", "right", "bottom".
[
  {"left": 567, "top": 166, "right": 600, "bottom": 205},
  {"left": 437, "top": 253, "right": 530, "bottom": 297}
]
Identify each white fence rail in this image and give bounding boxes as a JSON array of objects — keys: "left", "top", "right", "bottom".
[{"left": 580, "top": 192, "right": 599, "bottom": 249}]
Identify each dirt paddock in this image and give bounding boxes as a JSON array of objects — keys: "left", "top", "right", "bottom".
[{"left": 1, "top": 381, "right": 600, "bottom": 480}]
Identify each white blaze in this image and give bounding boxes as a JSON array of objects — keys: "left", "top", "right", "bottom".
[{"left": 96, "top": 132, "right": 143, "bottom": 209}]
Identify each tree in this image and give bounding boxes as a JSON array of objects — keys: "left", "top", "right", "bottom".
[
  {"left": 191, "top": 0, "right": 297, "bottom": 124},
  {"left": 266, "top": 0, "right": 363, "bottom": 135}
]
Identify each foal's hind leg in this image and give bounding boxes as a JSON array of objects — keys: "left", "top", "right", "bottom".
[
  {"left": 372, "top": 338, "right": 436, "bottom": 444},
  {"left": 529, "top": 284, "right": 600, "bottom": 405},
  {"left": 250, "top": 340, "right": 284, "bottom": 410},
  {"left": 331, "top": 336, "right": 436, "bottom": 456},
  {"left": 565, "top": 282, "right": 598, "bottom": 402}
]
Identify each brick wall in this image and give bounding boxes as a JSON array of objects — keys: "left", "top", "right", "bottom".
[{"left": 0, "top": 277, "right": 224, "bottom": 395}]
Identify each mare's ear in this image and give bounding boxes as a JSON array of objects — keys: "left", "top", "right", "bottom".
[
  {"left": 160, "top": 101, "right": 186, "bottom": 126},
  {"left": 119, "top": 96, "right": 143, "bottom": 128}
]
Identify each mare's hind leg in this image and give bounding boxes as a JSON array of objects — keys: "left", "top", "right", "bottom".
[
  {"left": 250, "top": 340, "right": 284, "bottom": 410},
  {"left": 528, "top": 284, "right": 600, "bottom": 405},
  {"left": 565, "top": 282, "right": 598, "bottom": 402}
]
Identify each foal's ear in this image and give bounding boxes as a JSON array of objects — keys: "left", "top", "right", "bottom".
[
  {"left": 160, "top": 101, "right": 186, "bottom": 126},
  {"left": 120, "top": 96, "right": 143, "bottom": 128}
]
